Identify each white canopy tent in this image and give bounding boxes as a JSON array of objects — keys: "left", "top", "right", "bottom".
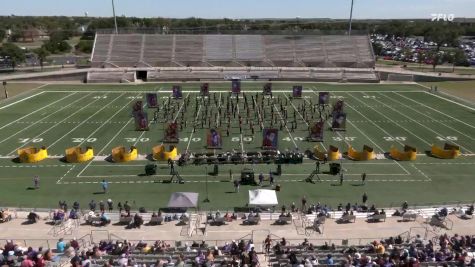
[
  {"left": 248, "top": 189, "right": 278, "bottom": 206},
  {"left": 167, "top": 192, "right": 199, "bottom": 208}
]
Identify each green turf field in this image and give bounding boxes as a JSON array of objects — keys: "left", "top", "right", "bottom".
[{"left": 0, "top": 82, "right": 474, "bottom": 211}]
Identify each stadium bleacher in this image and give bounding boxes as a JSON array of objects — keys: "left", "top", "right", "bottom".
[
  {"left": 91, "top": 34, "right": 375, "bottom": 68},
  {"left": 88, "top": 33, "right": 378, "bottom": 82}
]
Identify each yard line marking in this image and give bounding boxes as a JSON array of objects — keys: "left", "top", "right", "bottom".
[
  {"left": 0, "top": 91, "right": 74, "bottom": 131},
  {"left": 416, "top": 83, "right": 475, "bottom": 112},
  {"left": 78, "top": 94, "right": 139, "bottom": 148},
  {"left": 341, "top": 93, "right": 411, "bottom": 175},
  {"left": 45, "top": 90, "right": 426, "bottom": 94},
  {"left": 0, "top": 87, "right": 47, "bottom": 110},
  {"left": 310, "top": 89, "right": 350, "bottom": 148},
  {"left": 132, "top": 88, "right": 164, "bottom": 147},
  {"left": 410, "top": 163, "right": 431, "bottom": 181},
  {"left": 0, "top": 93, "right": 91, "bottom": 145},
  {"left": 56, "top": 165, "right": 75, "bottom": 184},
  {"left": 186, "top": 105, "right": 202, "bottom": 152},
  {"left": 46, "top": 93, "right": 126, "bottom": 149},
  {"left": 76, "top": 120, "right": 138, "bottom": 178},
  {"left": 390, "top": 92, "right": 475, "bottom": 141},
  {"left": 7, "top": 94, "right": 113, "bottom": 155},
  {"left": 282, "top": 92, "right": 309, "bottom": 127},
  {"left": 349, "top": 92, "right": 431, "bottom": 146},
  {"left": 173, "top": 92, "right": 190, "bottom": 122},
  {"left": 252, "top": 97, "right": 265, "bottom": 129},
  {"left": 380, "top": 93, "right": 474, "bottom": 154},
  {"left": 396, "top": 91, "right": 475, "bottom": 131},
  {"left": 273, "top": 103, "right": 297, "bottom": 149},
  {"left": 236, "top": 97, "right": 245, "bottom": 153}
]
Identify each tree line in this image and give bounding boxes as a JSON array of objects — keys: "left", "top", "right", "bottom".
[{"left": 1, "top": 16, "right": 474, "bottom": 70}]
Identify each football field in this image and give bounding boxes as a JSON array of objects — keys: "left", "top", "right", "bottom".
[{"left": 0, "top": 82, "right": 474, "bottom": 211}]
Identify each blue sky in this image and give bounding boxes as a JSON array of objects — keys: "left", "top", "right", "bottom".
[{"left": 1, "top": 0, "right": 474, "bottom": 19}]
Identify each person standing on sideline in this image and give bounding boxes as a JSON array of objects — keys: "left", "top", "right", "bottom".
[
  {"left": 361, "top": 173, "right": 366, "bottom": 185},
  {"left": 33, "top": 175, "right": 40, "bottom": 189},
  {"left": 269, "top": 171, "right": 274, "bottom": 185},
  {"left": 339, "top": 172, "right": 344, "bottom": 185},
  {"left": 258, "top": 173, "right": 264, "bottom": 186},
  {"left": 107, "top": 199, "right": 113, "bottom": 212},
  {"left": 301, "top": 196, "right": 307, "bottom": 212},
  {"left": 362, "top": 192, "right": 368, "bottom": 205},
  {"left": 315, "top": 161, "right": 320, "bottom": 174},
  {"left": 169, "top": 159, "right": 175, "bottom": 175},
  {"left": 101, "top": 179, "right": 108, "bottom": 193},
  {"left": 233, "top": 179, "right": 240, "bottom": 193}
]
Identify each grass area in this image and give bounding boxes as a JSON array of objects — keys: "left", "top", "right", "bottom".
[
  {"left": 0, "top": 83, "right": 44, "bottom": 100},
  {"left": 0, "top": 82, "right": 474, "bottom": 211},
  {"left": 406, "top": 66, "right": 475, "bottom": 75},
  {"left": 377, "top": 59, "right": 475, "bottom": 75},
  {"left": 421, "top": 81, "right": 475, "bottom": 103}
]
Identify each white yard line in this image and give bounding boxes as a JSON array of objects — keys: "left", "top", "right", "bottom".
[
  {"left": 8, "top": 94, "right": 115, "bottom": 155},
  {"left": 45, "top": 90, "right": 426, "bottom": 94},
  {"left": 282, "top": 93, "right": 309, "bottom": 127},
  {"left": 236, "top": 99, "right": 245, "bottom": 153},
  {"left": 45, "top": 93, "right": 125, "bottom": 149},
  {"left": 310, "top": 89, "right": 346, "bottom": 149},
  {"left": 416, "top": 83, "right": 475, "bottom": 112},
  {"left": 186, "top": 105, "right": 202, "bottom": 152},
  {"left": 76, "top": 117, "right": 137, "bottom": 178},
  {"left": 349, "top": 92, "right": 432, "bottom": 146},
  {"left": 252, "top": 98, "right": 265, "bottom": 129},
  {"left": 380, "top": 93, "right": 474, "bottom": 154},
  {"left": 395, "top": 91, "right": 475, "bottom": 131},
  {"left": 0, "top": 85, "right": 49, "bottom": 110},
  {"left": 273, "top": 104, "right": 298, "bottom": 149},
  {"left": 388, "top": 93, "right": 474, "bottom": 141},
  {"left": 78, "top": 94, "right": 140, "bottom": 148},
  {"left": 173, "top": 92, "right": 190, "bottom": 122},
  {"left": 0, "top": 92, "right": 74, "bottom": 130},
  {"left": 340, "top": 93, "right": 411, "bottom": 175},
  {"left": 0, "top": 93, "right": 91, "bottom": 145}
]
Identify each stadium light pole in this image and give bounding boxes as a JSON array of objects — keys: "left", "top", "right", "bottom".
[
  {"left": 112, "top": 0, "right": 118, "bottom": 34},
  {"left": 348, "top": 0, "right": 354, "bottom": 36}
]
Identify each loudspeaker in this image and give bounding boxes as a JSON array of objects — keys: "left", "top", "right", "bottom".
[
  {"left": 329, "top": 163, "right": 341, "bottom": 175},
  {"left": 145, "top": 164, "right": 157, "bottom": 175}
]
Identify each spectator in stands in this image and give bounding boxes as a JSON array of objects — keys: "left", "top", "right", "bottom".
[
  {"left": 73, "top": 201, "right": 80, "bottom": 211},
  {"left": 70, "top": 238, "right": 79, "bottom": 251},
  {"left": 124, "top": 201, "right": 131, "bottom": 213},
  {"left": 466, "top": 204, "right": 474, "bottom": 216},
  {"left": 100, "top": 212, "right": 111, "bottom": 226},
  {"left": 326, "top": 254, "right": 334, "bottom": 265},
  {"left": 132, "top": 213, "right": 143, "bottom": 228},
  {"left": 56, "top": 238, "right": 66, "bottom": 253},
  {"left": 118, "top": 254, "right": 128, "bottom": 266},
  {"left": 27, "top": 211, "right": 40, "bottom": 223},
  {"left": 107, "top": 199, "right": 113, "bottom": 212},
  {"left": 69, "top": 209, "right": 79, "bottom": 220},
  {"left": 88, "top": 200, "right": 96, "bottom": 211},
  {"left": 99, "top": 201, "right": 105, "bottom": 213},
  {"left": 117, "top": 202, "right": 123, "bottom": 213}
]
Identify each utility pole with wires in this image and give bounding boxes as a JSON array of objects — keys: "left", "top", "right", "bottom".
[
  {"left": 112, "top": 0, "right": 118, "bottom": 34},
  {"left": 348, "top": 0, "right": 354, "bottom": 36}
]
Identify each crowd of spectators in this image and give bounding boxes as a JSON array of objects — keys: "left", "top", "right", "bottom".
[{"left": 267, "top": 233, "right": 475, "bottom": 266}]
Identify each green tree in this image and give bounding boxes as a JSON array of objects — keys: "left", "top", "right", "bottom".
[
  {"left": 33, "top": 47, "right": 50, "bottom": 71},
  {"left": 425, "top": 24, "right": 461, "bottom": 51},
  {"left": 0, "top": 43, "right": 26, "bottom": 71},
  {"left": 0, "top": 29, "right": 5, "bottom": 41},
  {"left": 75, "top": 40, "right": 93, "bottom": 53}
]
